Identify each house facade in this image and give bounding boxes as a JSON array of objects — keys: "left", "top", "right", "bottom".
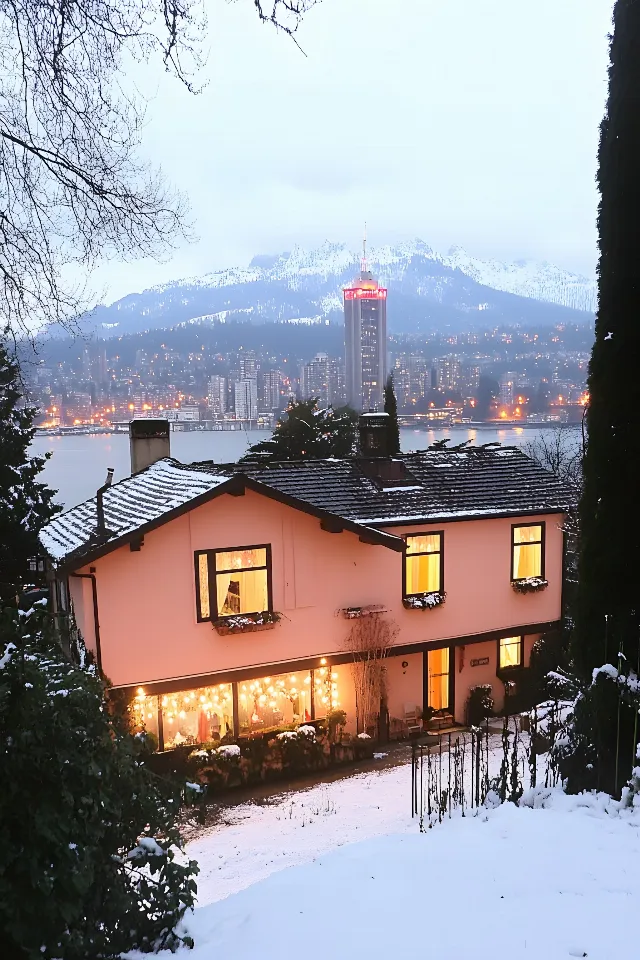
[{"left": 39, "top": 418, "right": 571, "bottom": 750}]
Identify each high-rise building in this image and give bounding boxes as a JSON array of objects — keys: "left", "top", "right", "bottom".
[
  {"left": 394, "top": 354, "right": 429, "bottom": 407},
  {"left": 500, "top": 371, "right": 517, "bottom": 406},
  {"left": 344, "top": 249, "right": 387, "bottom": 411},
  {"left": 260, "top": 370, "right": 282, "bottom": 412},
  {"left": 239, "top": 351, "right": 258, "bottom": 383},
  {"left": 234, "top": 379, "right": 258, "bottom": 421},
  {"left": 433, "top": 357, "right": 462, "bottom": 392},
  {"left": 300, "top": 353, "right": 331, "bottom": 408},
  {"left": 207, "top": 375, "right": 227, "bottom": 417}
]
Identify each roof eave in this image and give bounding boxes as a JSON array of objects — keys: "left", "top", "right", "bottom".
[{"left": 48, "top": 471, "right": 404, "bottom": 573}]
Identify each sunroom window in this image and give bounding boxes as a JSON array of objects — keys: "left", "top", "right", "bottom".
[
  {"left": 511, "top": 524, "right": 544, "bottom": 580},
  {"left": 196, "top": 546, "right": 270, "bottom": 621},
  {"left": 405, "top": 533, "right": 443, "bottom": 595}
]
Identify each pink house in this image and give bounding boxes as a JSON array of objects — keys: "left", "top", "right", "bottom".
[{"left": 39, "top": 417, "right": 571, "bottom": 749}]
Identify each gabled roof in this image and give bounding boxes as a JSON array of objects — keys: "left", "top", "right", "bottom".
[
  {"left": 39, "top": 446, "right": 574, "bottom": 571},
  {"left": 40, "top": 458, "right": 405, "bottom": 570}
]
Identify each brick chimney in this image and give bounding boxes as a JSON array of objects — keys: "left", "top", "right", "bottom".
[
  {"left": 358, "top": 412, "right": 390, "bottom": 458},
  {"left": 129, "top": 419, "right": 170, "bottom": 474}
]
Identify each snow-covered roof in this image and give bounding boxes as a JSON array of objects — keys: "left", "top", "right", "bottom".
[
  {"left": 39, "top": 459, "right": 232, "bottom": 564},
  {"left": 39, "top": 446, "right": 575, "bottom": 569}
]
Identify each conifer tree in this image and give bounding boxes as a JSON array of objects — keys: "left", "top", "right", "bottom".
[
  {"left": 241, "top": 398, "right": 358, "bottom": 462},
  {"left": 383, "top": 374, "right": 401, "bottom": 455},
  {"left": 0, "top": 340, "right": 60, "bottom": 602},
  {"left": 572, "top": 1, "right": 640, "bottom": 677},
  {"left": 0, "top": 605, "right": 198, "bottom": 958}
]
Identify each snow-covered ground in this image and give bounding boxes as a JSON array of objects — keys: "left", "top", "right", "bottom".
[{"left": 130, "top": 756, "right": 640, "bottom": 960}]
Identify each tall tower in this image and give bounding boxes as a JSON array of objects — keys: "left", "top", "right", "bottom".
[{"left": 344, "top": 232, "right": 387, "bottom": 411}]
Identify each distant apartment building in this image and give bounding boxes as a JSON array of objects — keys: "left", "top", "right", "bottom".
[
  {"left": 433, "top": 357, "right": 462, "bottom": 392},
  {"left": 344, "top": 263, "right": 387, "bottom": 411},
  {"left": 234, "top": 379, "right": 258, "bottom": 420},
  {"left": 300, "top": 353, "right": 331, "bottom": 408},
  {"left": 465, "top": 364, "right": 482, "bottom": 393},
  {"left": 239, "top": 352, "right": 259, "bottom": 383},
  {"left": 394, "top": 354, "right": 430, "bottom": 407},
  {"left": 207, "top": 375, "right": 227, "bottom": 417},
  {"left": 260, "top": 370, "right": 282, "bottom": 412},
  {"left": 500, "top": 372, "right": 517, "bottom": 406}
]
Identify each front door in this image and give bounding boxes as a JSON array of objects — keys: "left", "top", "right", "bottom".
[{"left": 427, "top": 647, "right": 450, "bottom": 712}]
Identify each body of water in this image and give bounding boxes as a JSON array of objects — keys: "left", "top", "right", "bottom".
[{"left": 31, "top": 425, "right": 579, "bottom": 509}]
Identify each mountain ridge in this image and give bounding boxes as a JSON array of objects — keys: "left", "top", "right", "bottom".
[{"left": 88, "top": 240, "right": 595, "bottom": 338}]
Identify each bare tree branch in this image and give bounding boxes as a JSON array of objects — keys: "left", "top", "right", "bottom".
[{"left": 0, "top": 0, "right": 316, "bottom": 341}]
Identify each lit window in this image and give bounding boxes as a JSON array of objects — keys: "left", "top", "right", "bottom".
[
  {"left": 238, "top": 670, "right": 313, "bottom": 734},
  {"left": 160, "top": 684, "right": 233, "bottom": 749},
  {"left": 405, "top": 533, "right": 443, "bottom": 595},
  {"left": 499, "top": 636, "right": 523, "bottom": 669},
  {"left": 196, "top": 546, "right": 270, "bottom": 621},
  {"left": 511, "top": 524, "right": 544, "bottom": 580}
]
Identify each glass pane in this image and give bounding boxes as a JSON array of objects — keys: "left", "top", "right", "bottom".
[
  {"left": 500, "top": 638, "right": 522, "bottom": 668},
  {"left": 313, "top": 663, "right": 343, "bottom": 717},
  {"left": 238, "top": 671, "right": 312, "bottom": 734},
  {"left": 129, "top": 692, "right": 159, "bottom": 740},
  {"left": 215, "top": 548, "right": 267, "bottom": 571},
  {"left": 406, "top": 534, "right": 441, "bottom": 555},
  {"left": 161, "top": 684, "right": 233, "bottom": 749},
  {"left": 198, "top": 553, "right": 210, "bottom": 619},
  {"left": 513, "top": 542, "right": 542, "bottom": 579},
  {"left": 406, "top": 553, "right": 441, "bottom": 594},
  {"left": 216, "top": 568, "right": 269, "bottom": 616},
  {"left": 513, "top": 525, "right": 542, "bottom": 545},
  {"left": 428, "top": 647, "right": 450, "bottom": 711}
]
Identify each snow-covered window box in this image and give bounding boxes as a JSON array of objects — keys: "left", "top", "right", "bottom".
[
  {"left": 212, "top": 611, "right": 282, "bottom": 635},
  {"left": 511, "top": 577, "right": 548, "bottom": 594},
  {"left": 340, "top": 604, "right": 386, "bottom": 619},
  {"left": 402, "top": 591, "right": 446, "bottom": 610}
]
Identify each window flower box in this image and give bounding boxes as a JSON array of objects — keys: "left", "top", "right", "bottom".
[
  {"left": 340, "top": 604, "right": 387, "bottom": 619},
  {"left": 402, "top": 591, "right": 446, "bottom": 610},
  {"left": 511, "top": 577, "right": 548, "bottom": 594},
  {"left": 212, "top": 611, "right": 282, "bottom": 635}
]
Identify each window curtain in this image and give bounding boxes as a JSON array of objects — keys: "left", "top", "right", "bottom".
[
  {"left": 216, "top": 569, "right": 268, "bottom": 616},
  {"left": 406, "top": 553, "right": 440, "bottom": 593},
  {"left": 513, "top": 543, "right": 541, "bottom": 579}
]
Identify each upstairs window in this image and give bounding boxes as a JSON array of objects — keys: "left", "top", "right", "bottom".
[
  {"left": 511, "top": 524, "right": 544, "bottom": 581},
  {"left": 196, "top": 546, "right": 271, "bottom": 621},
  {"left": 499, "top": 635, "right": 523, "bottom": 669},
  {"left": 404, "top": 533, "right": 443, "bottom": 595}
]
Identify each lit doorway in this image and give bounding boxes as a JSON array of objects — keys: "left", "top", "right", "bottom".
[{"left": 427, "top": 647, "right": 450, "bottom": 712}]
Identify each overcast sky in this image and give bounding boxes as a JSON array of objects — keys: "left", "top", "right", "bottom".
[{"left": 92, "top": 0, "right": 613, "bottom": 302}]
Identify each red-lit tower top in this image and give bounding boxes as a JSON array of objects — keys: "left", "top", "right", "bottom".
[{"left": 343, "top": 227, "right": 387, "bottom": 301}]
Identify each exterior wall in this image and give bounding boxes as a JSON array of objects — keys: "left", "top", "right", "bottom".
[
  {"left": 68, "top": 576, "right": 98, "bottom": 659},
  {"left": 452, "top": 633, "right": 541, "bottom": 722},
  {"left": 69, "top": 489, "right": 562, "bottom": 725}
]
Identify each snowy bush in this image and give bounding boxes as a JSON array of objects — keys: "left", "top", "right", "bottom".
[
  {"left": 466, "top": 684, "right": 494, "bottom": 726},
  {"left": 0, "top": 606, "right": 198, "bottom": 959},
  {"left": 555, "top": 663, "right": 640, "bottom": 796}
]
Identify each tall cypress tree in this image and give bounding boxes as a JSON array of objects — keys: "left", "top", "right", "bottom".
[
  {"left": 0, "top": 340, "right": 60, "bottom": 603},
  {"left": 573, "top": 1, "right": 640, "bottom": 677},
  {"left": 383, "top": 374, "right": 401, "bottom": 455}
]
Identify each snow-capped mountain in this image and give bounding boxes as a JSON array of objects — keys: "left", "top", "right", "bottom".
[{"left": 88, "top": 240, "right": 595, "bottom": 338}]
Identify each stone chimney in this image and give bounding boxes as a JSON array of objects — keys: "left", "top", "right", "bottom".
[
  {"left": 129, "top": 419, "right": 170, "bottom": 474},
  {"left": 358, "top": 412, "right": 390, "bottom": 458}
]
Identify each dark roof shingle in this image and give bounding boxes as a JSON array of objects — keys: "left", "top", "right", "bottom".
[{"left": 39, "top": 446, "right": 574, "bottom": 567}]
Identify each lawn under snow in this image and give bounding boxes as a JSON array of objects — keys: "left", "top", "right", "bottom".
[{"left": 130, "top": 760, "right": 640, "bottom": 960}]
